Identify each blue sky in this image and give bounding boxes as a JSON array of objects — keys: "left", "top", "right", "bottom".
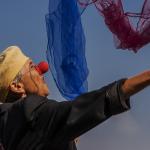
[{"left": 1, "top": 0, "right": 150, "bottom": 150}]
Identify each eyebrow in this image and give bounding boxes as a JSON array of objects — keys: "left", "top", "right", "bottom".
[
  {"left": 28, "top": 59, "right": 34, "bottom": 66},
  {"left": 21, "top": 59, "right": 33, "bottom": 73}
]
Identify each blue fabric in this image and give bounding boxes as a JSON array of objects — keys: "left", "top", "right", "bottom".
[{"left": 46, "top": 0, "right": 89, "bottom": 100}]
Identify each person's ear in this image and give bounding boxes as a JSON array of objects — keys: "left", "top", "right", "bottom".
[{"left": 8, "top": 81, "right": 25, "bottom": 95}]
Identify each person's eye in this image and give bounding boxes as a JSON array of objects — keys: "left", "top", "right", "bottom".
[
  {"left": 29, "top": 62, "right": 36, "bottom": 69},
  {"left": 30, "top": 64, "right": 36, "bottom": 69}
]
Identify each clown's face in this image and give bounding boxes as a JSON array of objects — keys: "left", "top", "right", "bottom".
[{"left": 20, "top": 59, "right": 49, "bottom": 97}]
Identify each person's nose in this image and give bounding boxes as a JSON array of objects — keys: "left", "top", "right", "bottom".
[{"left": 35, "top": 61, "right": 49, "bottom": 75}]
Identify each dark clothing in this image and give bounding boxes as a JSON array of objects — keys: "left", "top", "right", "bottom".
[{"left": 0, "top": 79, "right": 130, "bottom": 150}]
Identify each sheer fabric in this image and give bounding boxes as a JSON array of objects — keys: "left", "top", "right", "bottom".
[
  {"left": 46, "top": 0, "right": 89, "bottom": 100},
  {"left": 78, "top": 0, "right": 150, "bottom": 52}
]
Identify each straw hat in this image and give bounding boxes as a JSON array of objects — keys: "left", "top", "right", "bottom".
[{"left": 0, "top": 46, "right": 29, "bottom": 102}]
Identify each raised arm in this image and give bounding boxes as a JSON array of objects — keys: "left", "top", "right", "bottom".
[
  {"left": 19, "top": 70, "right": 150, "bottom": 146},
  {"left": 122, "top": 70, "right": 150, "bottom": 98}
]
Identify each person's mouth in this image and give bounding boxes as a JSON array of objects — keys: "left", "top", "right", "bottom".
[{"left": 41, "top": 75, "right": 45, "bottom": 81}]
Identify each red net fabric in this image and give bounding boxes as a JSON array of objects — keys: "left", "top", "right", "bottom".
[{"left": 78, "top": 0, "right": 150, "bottom": 52}]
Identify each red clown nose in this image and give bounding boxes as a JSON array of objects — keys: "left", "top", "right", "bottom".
[{"left": 35, "top": 61, "right": 49, "bottom": 75}]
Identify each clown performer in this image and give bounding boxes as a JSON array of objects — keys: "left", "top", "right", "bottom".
[{"left": 0, "top": 46, "right": 150, "bottom": 150}]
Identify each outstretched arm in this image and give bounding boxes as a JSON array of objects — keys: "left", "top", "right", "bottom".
[
  {"left": 122, "top": 70, "right": 150, "bottom": 98},
  {"left": 21, "top": 71, "right": 150, "bottom": 144}
]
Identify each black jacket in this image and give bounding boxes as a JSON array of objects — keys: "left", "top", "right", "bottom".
[{"left": 0, "top": 79, "right": 130, "bottom": 150}]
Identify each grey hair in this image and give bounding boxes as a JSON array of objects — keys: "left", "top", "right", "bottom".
[
  {"left": 5, "top": 71, "right": 23, "bottom": 103},
  {"left": 13, "top": 71, "right": 22, "bottom": 83}
]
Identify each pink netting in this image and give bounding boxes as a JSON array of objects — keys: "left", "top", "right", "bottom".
[
  {"left": 78, "top": 0, "right": 150, "bottom": 52},
  {"left": 137, "top": 0, "right": 150, "bottom": 47}
]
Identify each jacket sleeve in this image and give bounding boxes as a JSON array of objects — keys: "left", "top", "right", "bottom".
[
  {"left": 58, "top": 79, "right": 130, "bottom": 141},
  {"left": 25, "top": 79, "right": 130, "bottom": 143}
]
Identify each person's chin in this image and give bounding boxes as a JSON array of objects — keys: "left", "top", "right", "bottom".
[
  {"left": 44, "top": 90, "right": 49, "bottom": 97},
  {"left": 38, "top": 92, "right": 49, "bottom": 97},
  {"left": 43, "top": 88, "right": 49, "bottom": 97}
]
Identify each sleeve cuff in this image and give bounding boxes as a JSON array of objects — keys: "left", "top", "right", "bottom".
[{"left": 105, "top": 78, "right": 131, "bottom": 115}]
